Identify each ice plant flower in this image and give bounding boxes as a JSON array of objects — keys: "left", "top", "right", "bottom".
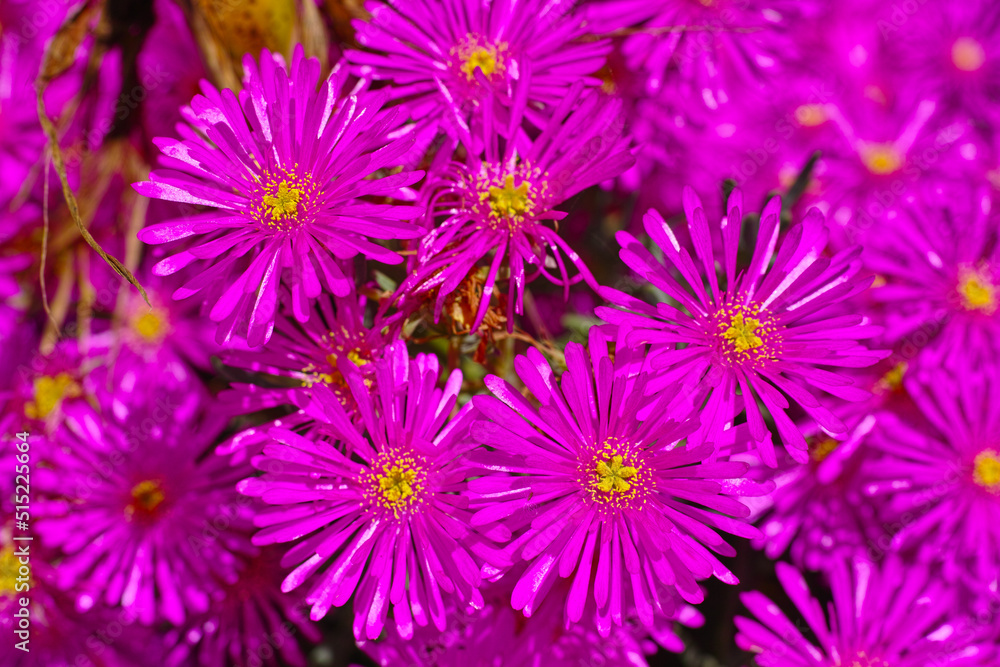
[
  {"left": 0, "top": 530, "right": 160, "bottom": 667},
  {"left": 397, "top": 84, "right": 633, "bottom": 332},
  {"left": 861, "top": 368, "right": 1000, "bottom": 590},
  {"left": 346, "top": 0, "right": 609, "bottom": 147},
  {"left": 468, "top": 327, "right": 764, "bottom": 634},
  {"left": 864, "top": 188, "right": 1000, "bottom": 368},
  {"left": 8, "top": 341, "right": 89, "bottom": 430},
  {"left": 583, "top": 0, "right": 812, "bottom": 102},
  {"left": 135, "top": 46, "right": 424, "bottom": 346},
  {"left": 239, "top": 342, "right": 507, "bottom": 640},
  {"left": 219, "top": 292, "right": 398, "bottom": 459},
  {"left": 882, "top": 1, "right": 1000, "bottom": 123},
  {"left": 34, "top": 389, "right": 254, "bottom": 625},
  {"left": 598, "top": 188, "right": 885, "bottom": 466},
  {"left": 750, "top": 415, "right": 881, "bottom": 570},
  {"left": 358, "top": 575, "right": 703, "bottom": 666},
  {"left": 812, "top": 98, "right": 982, "bottom": 247},
  {"left": 736, "top": 557, "right": 998, "bottom": 666},
  {"left": 164, "top": 546, "right": 320, "bottom": 667}
]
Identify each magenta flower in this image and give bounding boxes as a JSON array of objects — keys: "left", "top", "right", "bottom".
[
  {"left": 88, "top": 272, "right": 221, "bottom": 370},
  {"left": 219, "top": 292, "right": 398, "bottom": 459},
  {"left": 882, "top": 1, "right": 1000, "bottom": 123},
  {"left": 584, "top": 0, "right": 815, "bottom": 101},
  {"left": 239, "top": 342, "right": 507, "bottom": 640},
  {"left": 750, "top": 415, "right": 881, "bottom": 570},
  {"left": 346, "top": 0, "right": 609, "bottom": 146},
  {"left": 736, "top": 557, "right": 998, "bottom": 666},
  {"left": 0, "top": 532, "right": 161, "bottom": 667},
  {"left": 864, "top": 187, "right": 1000, "bottom": 369},
  {"left": 8, "top": 341, "right": 89, "bottom": 430},
  {"left": 861, "top": 367, "right": 1000, "bottom": 591},
  {"left": 468, "top": 327, "right": 763, "bottom": 633},
  {"left": 165, "top": 546, "right": 320, "bottom": 667},
  {"left": 397, "top": 84, "right": 633, "bottom": 332},
  {"left": 135, "top": 47, "right": 424, "bottom": 346},
  {"left": 812, "top": 97, "right": 981, "bottom": 247},
  {"left": 35, "top": 386, "right": 253, "bottom": 625},
  {"left": 358, "top": 575, "right": 702, "bottom": 666},
  {"left": 598, "top": 188, "right": 885, "bottom": 466}
]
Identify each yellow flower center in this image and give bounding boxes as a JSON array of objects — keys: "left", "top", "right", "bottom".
[
  {"left": 794, "top": 104, "right": 827, "bottom": 127},
  {"left": 263, "top": 181, "right": 304, "bottom": 221},
  {"left": 860, "top": 143, "right": 903, "bottom": 175},
  {"left": 724, "top": 313, "right": 763, "bottom": 352},
  {"left": 126, "top": 479, "right": 166, "bottom": 519},
  {"left": 0, "top": 546, "right": 19, "bottom": 597},
  {"left": 132, "top": 310, "right": 167, "bottom": 342},
  {"left": 582, "top": 437, "right": 652, "bottom": 510},
  {"left": 595, "top": 455, "right": 637, "bottom": 493},
  {"left": 366, "top": 450, "right": 427, "bottom": 517},
  {"left": 848, "top": 652, "right": 889, "bottom": 667},
  {"left": 716, "top": 303, "right": 778, "bottom": 366},
  {"left": 974, "top": 450, "right": 1000, "bottom": 491},
  {"left": 952, "top": 37, "right": 986, "bottom": 72},
  {"left": 958, "top": 268, "right": 997, "bottom": 313},
  {"left": 379, "top": 466, "right": 417, "bottom": 503},
  {"left": 488, "top": 174, "right": 531, "bottom": 219},
  {"left": 346, "top": 349, "right": 368, "bottom": 366},
  {"left": 809, "top": 437, "right": 840, "bottom": 463},
  {"left": 454, "top": 35, "right": 505, "bottom": 82},
  {"left": 25, "top": 373, "right": 81, "bottom": 419},
  {"left": 462, "top": 48, "right": 497, "bottom": 80}
]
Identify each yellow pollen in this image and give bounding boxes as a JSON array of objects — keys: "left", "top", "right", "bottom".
[
  {"left": 952, "top": 37, "right": 986, "bottom": 72},
  {"left": 461, "top": 48, "right": 497, "bottom": 80},
  {"left": 860, "top": 143, "right": 903, "bottom": 175},
  {"left": 809, "top": 438, "right": 839, "bottom": 463},
  {"left": 378, "top": 466, "right": 417, "bottom": 503},
  {"left": 488, "top": 174, "right": 531, "bottom": 219},
  {"left": 263, "top": 181, "right": 304, "bottom": 221},
  {"left": 25, "top": 373, "right": 81, "bottom": 419},
  {"left": 794, "top": 104, "right": 827, "bottom": 127},
  {"left": 974, "top": 450, "right": 1000, "bottom": 491},
  {"left": 133, "top": 311, "right": 165, "bottom": 341},
  {"left": 347, "top": 349, "right": 368, "bottom": 366},
  {"left": 129, "top": 480, "right": 165, "bottom": 513},
  {"left": 595, "top": 455, "right": 637, "bottom": 493},
  {"left": 724, "top": 313, "right": 764, "bottom": 352},
  {"left": 0, "top": 546, "right": 19, "bottom": 596},
  {"left": 876, "top": 362, "right": 908, "bottom": 393},
  {"left": 848, "top": 652, "right": 889, "bottom": 667},
  {"left": 598, "top": 64, "right": 618, "bottom": 94},
  {"left": 958, "top": 270, "right": 997, "bottom": 313}
]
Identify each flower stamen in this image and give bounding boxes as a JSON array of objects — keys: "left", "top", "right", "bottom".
[
  {"left": 860, "top": 143, "right": 903, "bottom": 175},
  {"left": 488, "top": 174, "right": 531, "bottom": 219},
  {"left": 952, "top": 37, "right": 986, "bottom": 72},
  {"left": 454, "top": 35, "right": 506, "bottom": 82},
  {"left": 958, "top": 268, "right": 997, "bottom": 313},
  {"left": 263, "top": 181, "right": 304, "bottom": 221},
  {"left": 126, "top": 479, "right": 166, "bottom": 520},
  {"left": 724, "top": 312, "right": 764, "bottom": 352},
  {"left": 973, "top": 450, "right": 1000, "bottom": 492},
  {"left": 25, "top": 373, "right": 81, "bottom": 420},
  {"left": 462, "top": 48, "right": 497, "bottom": 80},
  {"left": 379, "top": 466, "right": 417, "bottom": 503},
  {"left": 595, "top": 455, "right": 637, "bottom": 493},
  {"left": 132, "top": 310, "right": 167, "bottom": 342},
  {"left": 365, "top": 451, "right": 427, "bottom": 517}
]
